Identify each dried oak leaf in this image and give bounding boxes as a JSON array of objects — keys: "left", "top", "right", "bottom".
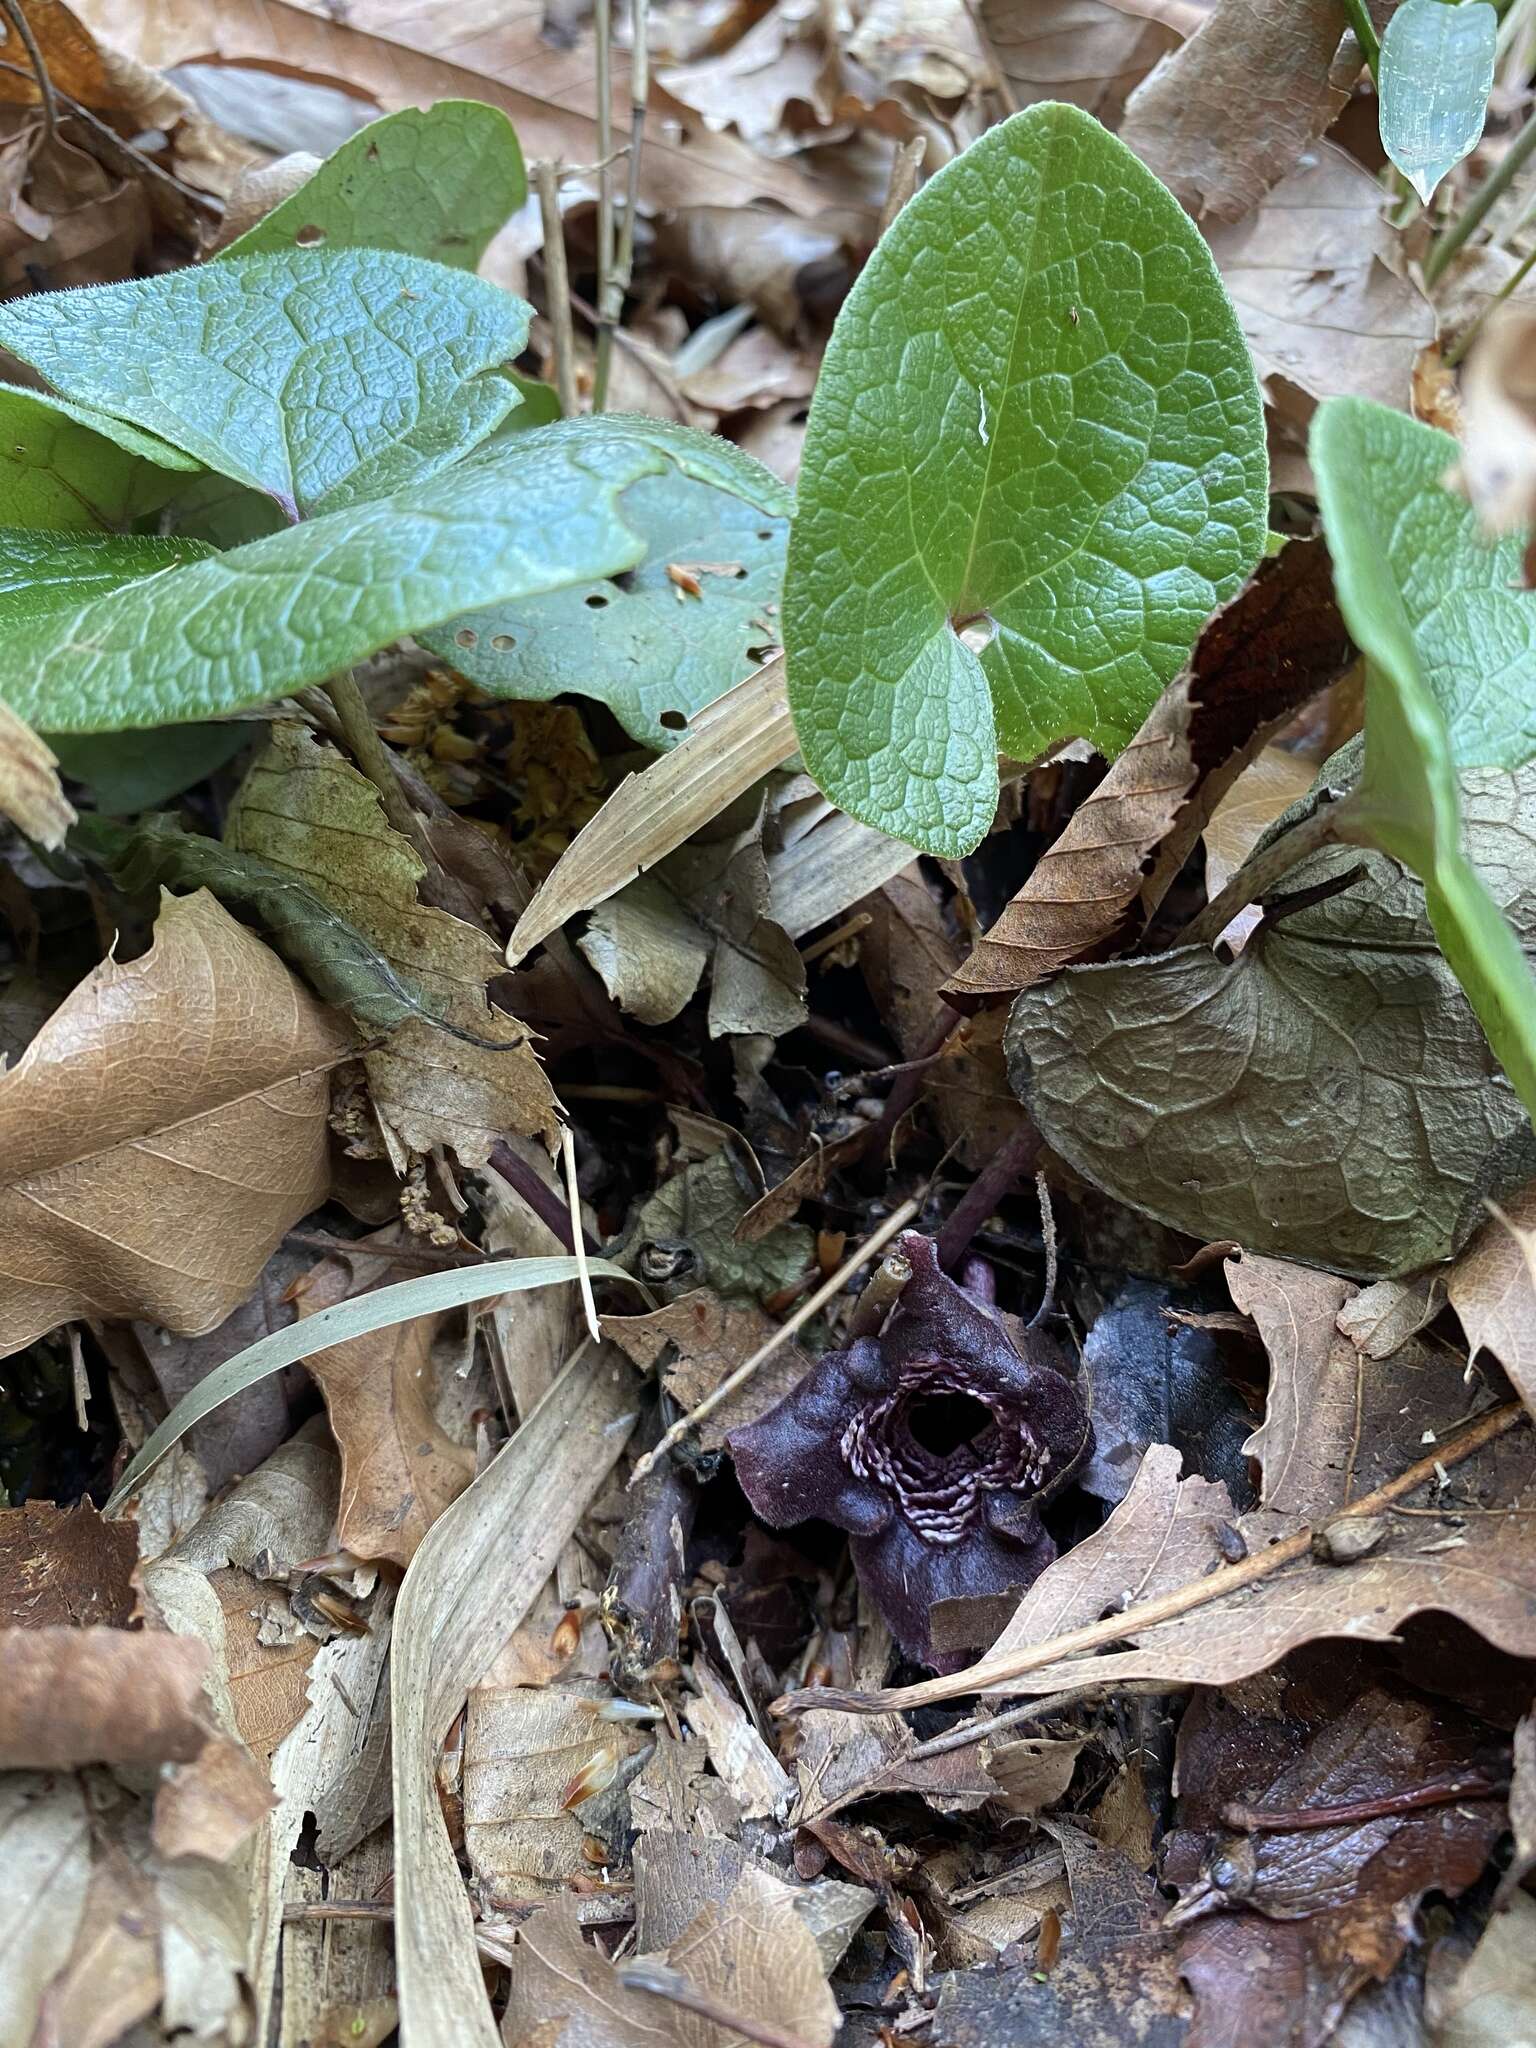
[
  {"left": 0, "top": 887, "right": 350, "bottom": 1356},
  {"left": 225, "top": 721, "right": 558, "bottom": 1169},
  {"left": 948, "top": 539, "right": 1348, "bottom": 999},
  {"left": 729, "top": 1233, "right": 1091, "bottom": 1665},
  {"left": 1120, "top": 0, "right": 1351, "bottom": 222}
]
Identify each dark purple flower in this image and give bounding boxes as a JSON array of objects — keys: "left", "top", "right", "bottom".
[{"left": 728, "top": 1232, "right": 1091, "bottom": 1667}]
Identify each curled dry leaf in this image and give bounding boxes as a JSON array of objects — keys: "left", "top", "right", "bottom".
[
  {"left": 0, "top": 1628, "right": 209, "bottom": 1769},
  {"left": 226, "top": 723, "right": 558, "bottom": 1167},
  {"left": 1448, "top": 1180, "right": 1536, "bottom": 1418},
  {"left": 948, "top": 539, "right": 1347, "bottom": 998},
  {"left": 0, "top": 700, "right": 74, "bottom": 849},
  {"left": 0, "top": 888, "right": 350, "bottom": 1357},
  {"left": 1119, "top": 0, "right": 1350, "bottom": 222},
  {"left": 1446, "top": 305, "right": 1536, "bottom": 585},
  {"left": 978, "top": 0, "right": 1198, "bottom": 125},
  {"left": 1207, "top": 144, "right": 1436, "bottom": 412}
]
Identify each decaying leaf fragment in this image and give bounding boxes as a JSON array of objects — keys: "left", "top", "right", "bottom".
[
  {"left": 0, "top": 699, "right": 74, "bottom": 848},
  {"left": 1448, "top": 1179, "right": 1536, "bottom": 1418},
  {"left": 226, "top": 721, "right": 558, "bottom": 1166},
  {"left": 0, "top": 888, "right": 350, "bottom": 1355}
]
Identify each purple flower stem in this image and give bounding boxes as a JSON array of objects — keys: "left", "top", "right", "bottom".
[{"left": 935, "top": 1118, "right": 1042, "bottom": 1275}]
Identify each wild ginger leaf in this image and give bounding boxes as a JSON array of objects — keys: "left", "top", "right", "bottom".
[
  {"left": 1379, "top": 0, "right": 1496, "bottom": 204},
  {"left": 423, "top": 468, "right": 790, "bottom": 749},
  {"left": 1007, "top": 753, "right": 1536, "bottom": 1279},
  {"left": 0, "top": 418, "right": 787, "bottom": 733},
  {"left": 0, "top": 247, "right": 530, "bottom": 518},
  {"left": 784, "top": 101, "right": 1267, "bottom": 858},
  {"left": 0, "top": 387, "right": 198, "bottom": 532},
  {"left": 0, "top": 528, "right": 214, "bottom": 629},
  {"left": 218, "top": 100, "right": 526, "bottom": 270},
  {"left": 1312, "top": 396, "right": 1536, "bottom": 1119}
]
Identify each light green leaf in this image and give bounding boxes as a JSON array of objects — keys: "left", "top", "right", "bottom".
[
  {"left": 784, "top": 101, "right": 1267, "bottom": 859},
  {"left": 0, "top": 527, "right": 214, "bottom": 628},
  {"left": 423, "top": 469, "right": 789, "bottom": 749},
  {"left": 49, "top": 725, "right": 251, "bottom": 813},
  {"left": 0, "top": 386, "right": 199, "bottom": 532},
  {"left": 1379, "top": 0, "right": 1496, "bottom": 203},
  {"left": 0, "top": 248, "right": 530, "bottom": 519},
  {"left": 1312, "top": 395, "right": 1536, "bottom": 1119},
  {"left": 105, "top": 1254, "right": 644, "bottom": 1511},
  {"left": 0, "top": 418, "right": 786, "bottom": 733},
  {"left": 1007, "top": 750, "right": 1536, "bottom": 1279},
  {"left": 218, "top": 100, "right": 526, "bottom": 270}
]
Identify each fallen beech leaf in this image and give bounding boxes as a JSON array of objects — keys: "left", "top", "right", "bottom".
[
  {"left": 0, "top": 1628, "right": 209, "bottom": 1769},
  {"left": 1230, "top": 1252, "right": 1481, "bottom": 1517},
  {"left": 1120, "top": 0, "right": 1350, "bottom": 222},
  {"left": 0, "top": 888, "right": 349, "bottom": 1356},
  {"left": 296, "top": 1249, "right": 474, "bottom": 1568},
  {"left": 1448, "top": 1181, "right": 1536, "bottom": 1418},
  {"left": 226, "top": 723, "right": 558, "bottom": 1166},
  {"left": 504, "top": 1868, "right": 840, "bottom": 2048},
  {"left": 0, "top": 700, "right": 74, "bottom": 849},
  {"left": 1009, "top": 760, "right": 1536, "bottom": 1279},
  {"left": 948, "top": 540, "right": 1346, "bottom": 997},
  {"left": 507, "top": 658, "right": 796, "bottom": 965},
  {"left": 0, "top": 1499, "right": 137, "bottom": 1628},
  {"left": 979, "top": 0, "right": 1198, "bottom": 124},
  {"left": 1447, "top": 305, "right": 1536, "bottom": 583},
  {"left": 1207, "top": 144, "right": 1436, "bottom": 411}
]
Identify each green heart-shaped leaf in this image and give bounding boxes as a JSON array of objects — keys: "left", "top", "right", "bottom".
[
  {"left": 0, "top": 528, "right": 214, "bottom": 627},
  {"left": 0, "top": 417, "right": 791, "bottom": 732},
  {"left": 1312, "top": 395, "right": 1536, "bottom": 1120},
  {"left": 218, "top": 100, "right": 526, "bottom": 269},
  {"left": 784, "top": 101, "right": 1267, "bottom": 858},
  {"left": 0, "top": 387, "right": 199, "bottom": 532},
  {"left": 422, "top": 468, "right": 790, "bottom": 749},
  {"left": 1379, "top": 0, "right": 1496, "bottom": 204},
  {"left": 0, "top": 248, "right": 530, "bottom": 520}
]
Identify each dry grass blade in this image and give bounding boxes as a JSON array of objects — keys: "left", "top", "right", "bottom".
[
  {"left": 105, "top": 1256, "right": 640, "bottom": 1511},
  {"left": 393, "top": 1341, "right": 640, "bottom": 2048},
  {"left": 507, "top": 658, "right": 795, "bottom": 964}
]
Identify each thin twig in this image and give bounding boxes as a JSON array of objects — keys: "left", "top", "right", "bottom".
[
  {"left": 613, "top": 0, "right": 649, "bottom": 308},
  {"left": 773, "top": 1399, "right": 1526, "bottom": 1715},
  {"left": 0, "top": 55, "right": 218, "bottom": 211},
  {"left": 1176, "top": 800, "right": 1344, "bottom": 950},
  {"left": 629, "top": 1196, "right": 922, "bottom": 1483},
  {"left": 1444, "top": 241, "right": 1536, "bottom": 366},
  {"left": 846, "top": 1247, "right": 913, "bottom": 1340},
  {"left": 534, "top": 159, "right": 579, "bottom": 417},
  {"left": 799, "top": 911, "right": 873, "bottom": 966},
  {"left": 591, "top": 0, "right": 616, "bottom": 411},
  {"left": 1223, "top": 1776, "right": 1508, "bottom": 1833},
  {"left": 617, "top": 1962, "right": 823, "bottom": 2048},
  {"left": 935, "top": 1118, "right": 1041, "bottom": 1273},
  {"left": 1426, "top": 102, "right": 1536, "bottom": 285},
  {"left": 487, "top": 1140, "right": 601, "bottom": 1255},
  {"left": 1026, "top": 1170, "right": 1057, "bottom": 1330},
  {"left": 324, "top": 670, "right": 433, "bottom": 865},
  {"left": 562, "top": 1123, "right": 602, "bottom": 1344},
  {"left": 0, "top": 0, "right": 56, "bottom": 140}
]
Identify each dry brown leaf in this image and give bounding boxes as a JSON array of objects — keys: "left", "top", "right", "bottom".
[
  {"left": 979, "top": 0, "right": 1199, "bottom": 125},
  {"left": 0, "top": 1498, "right": 137, "bottom": 1627},
  {"left": 508, "top": 659, "right": 795, "bottom": 966},
  {"left": 0, "top": 1772, "right": 92, "bottom": 2048},
  {"left": 207, "top": 1564, "right": 320, "bottom": 1764},
  {"left": 1230, "top": 1252, "right": 1480, "bottom": 1518},
  {"left": 1430, "top": 1890, "right": 1536, "bottom": 2048},
  {"left": 0, "top": 888, "right": 348, "bottom": 1357},
  {"left": 1119, "top": 0, "right": 1349, "bottom": 222},
  {"left": 0, "top": 1626, "right": 210, "bottom": 1768},
  {"left": 168, "top": 1415, "right": 339, "bottom": 1582},
  {"left": 295, "top": 1247, "right": 473, "bottom": 1568},
  {"left": 150, "top": 1730, "right": 277, "bottom": 1863},
  {"left": 29, "top": 1828, "right": 162, "bottom": 2048},
  {"left": 1207, "top": 143, "right": 1436, "bottom": 411},
  {"left": 1335, "top": 1271, "right": 1448, "bottom": 1360},
  {"left": 948, "top": 538, "right": 1347, "bottom": 996},
  {"left": 1448, "top": 1181, "right": 1536, "bottom": 1416},
  {"left": 1202, "top": 742, "right": 1319, "bottom": 894},
  {"left": 504, "top": 1868, "right": 840, "bottom": 2048},
  {"left": 464, "top": 1686, "right": 646, "bottom": 1904},
  {"left": 605, "top": 1288, "right": 815, "bottom": 1447},
  {"left": 393, "top": 1343, "right": 640, "bottom": 2048},
  {"left": 0, "top": 700, "right": 73, "bottom": 849},
  {"left": 76, "top": 0, "right": 827, "bottom": 214},
  {"left": 227, "top": 723, "right": 558, "bottom": 1167},
  {"left": 686, "top": 1658, "right": 794, "bottom": 1820},
  {"left": 1447, "top": 305, "right": 1536, "bottom": 583},
  {"left": 986, "top": 1733, "right": 1086, "bottom": 1814}
]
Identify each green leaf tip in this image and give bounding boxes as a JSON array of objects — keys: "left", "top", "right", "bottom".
[{"left": 784, "top": 99, "right": 1267, "bottom": 858}]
